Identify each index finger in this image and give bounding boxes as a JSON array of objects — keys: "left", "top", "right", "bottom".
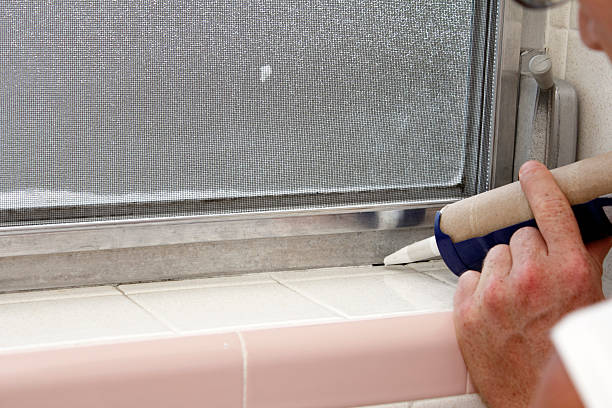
[{"left": 518, "top": 161, "right": 584, "bottom": 253}]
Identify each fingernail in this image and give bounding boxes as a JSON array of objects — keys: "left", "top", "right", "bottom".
[{"left": 519, "top": 160, "right": 543, "bottom": 179}]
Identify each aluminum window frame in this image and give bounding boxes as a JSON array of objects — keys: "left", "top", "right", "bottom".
[{"left": 0, "top": 0, "right": 521, "bottom": 291}]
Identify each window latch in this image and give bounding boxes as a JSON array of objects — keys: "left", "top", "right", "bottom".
[{"left": 513, "top": 50, "right": 578, "bottom": 180}]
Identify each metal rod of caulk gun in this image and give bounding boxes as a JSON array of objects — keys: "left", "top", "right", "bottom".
[{"left": 384, "top": 151, "right": 612, "bottom": 274}]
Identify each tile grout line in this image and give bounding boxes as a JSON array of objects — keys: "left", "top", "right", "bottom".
[
  {"left": 0, "top": 292, "right": 121, "bottom": 306},
  {"left": 114, "top": 286, "right": 180, "bottom": 334},
  {"left": 116, "top": 268, "right": 404, "bottom": 294},
  {"left": 117, "top": 279, "right": 274, "bottom": 296},
  {"left": 422, "top": 271, "right": 458, "bottom": 289},
  {"left": 237, "top": 332, "right": 248, "bottom": 408},
  {"left": 269, "top": 275, "right": 352, "bottom": 319},
  {"left": 269, "top": 270, "right": 404, "bottom": 283}
]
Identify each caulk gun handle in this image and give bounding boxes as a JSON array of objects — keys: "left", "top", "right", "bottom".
[
  {"left": 436, "top": 197, "right": 612, "bottom": 276},
  {"left": 439, "top": 152, "right": 612, "bottom": 243}
]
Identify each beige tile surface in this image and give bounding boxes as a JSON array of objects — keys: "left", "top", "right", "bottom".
[
  {"left": 570, "top": 0, "right": 579, "bottom": 30},
  {"left": 521, "top": 9, "right": 548, "bottom": 49},
  {"left": 278, "top": 271, "right": 455, "bottom": 318},
  {"left": 545, "top": 26, "right": 569, "bottom": 79},
  {"left": 548, "top": 2, "right": 571, "bottom": 28},
  {"left": 0, "top": 295, "right": 171, "bottom": 350},
  {"left": 565, "top": 30, "right": 612, "bottom": 159},
  {"left": 128, "top": 282, "right": 341, "bottom": 333}
]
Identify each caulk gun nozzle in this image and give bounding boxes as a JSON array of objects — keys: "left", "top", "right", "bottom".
[{"left": 383, "top": 236, "right": 441, "bottom": 266}]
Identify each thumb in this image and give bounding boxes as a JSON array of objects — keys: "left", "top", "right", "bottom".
[
  {"left": 586, "top": 236, "right": 612, "bottom": 265},
  {"left": 454, "top": 270, "right": 480, "bottom": 311}
]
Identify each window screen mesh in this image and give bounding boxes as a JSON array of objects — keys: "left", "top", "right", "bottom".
[{"left": 0, "top": 1, "right": 498, "bottom": 225}]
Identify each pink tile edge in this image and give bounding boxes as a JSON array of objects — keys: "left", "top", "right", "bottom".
[
  {"left": 242, "top": 311, "right": 468, "bottom": 408},
  {"left": 0, "top": 312, "right": 469, "bottom": 408},
  {"left": 0, "top": 333, "right": 243, "bottom": 408}
]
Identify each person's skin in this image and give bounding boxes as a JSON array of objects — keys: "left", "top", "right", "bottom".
[
  {"left": 454, "top": 161, "right": 612, "bottom": 407},
  {"left": 578, "top": 0, "right": 612, "bottom": 57},
  {"left": 453, "top": 1, "right": 612, "bottom": 406},
  {"left": 531, "top": 352, "right": 586, "bottom": 408}
]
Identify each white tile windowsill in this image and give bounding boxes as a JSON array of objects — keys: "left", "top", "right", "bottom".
[{"left": 0, "top": 260, "right": 458, "bottom": 354}]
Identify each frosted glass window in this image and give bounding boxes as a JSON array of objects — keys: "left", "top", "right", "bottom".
[{"left": 0, "top": 1, "right": 498, "bottom": 225}]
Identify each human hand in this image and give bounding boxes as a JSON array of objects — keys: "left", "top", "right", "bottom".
[{"left": 453, "top": 161, "right": 612, "bottom": 408}]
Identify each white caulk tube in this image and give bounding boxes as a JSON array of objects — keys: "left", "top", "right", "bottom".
[{"left": 385, "top": 152, "right": 612, "bottom": 276}]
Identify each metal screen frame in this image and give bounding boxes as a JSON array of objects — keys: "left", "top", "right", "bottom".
[{"left": 0, "top": 0, "right": 521, "bottom": 292}]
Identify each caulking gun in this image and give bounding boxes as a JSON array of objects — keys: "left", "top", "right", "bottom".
[{"left": 384, "top": 151, "right": 612, "bottom": 276}]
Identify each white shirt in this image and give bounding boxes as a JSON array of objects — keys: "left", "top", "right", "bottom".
[{"left": 552, "top": 300, "right": 612, "bottom": 408}]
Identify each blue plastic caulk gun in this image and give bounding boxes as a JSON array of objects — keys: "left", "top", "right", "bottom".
[{"left": 384, "top": 152, "right": 612, "bottom": 276}]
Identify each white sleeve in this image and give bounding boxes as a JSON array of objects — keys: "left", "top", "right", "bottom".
[{"left": 551, "top": 300, "right": 612, "bottom": 408}]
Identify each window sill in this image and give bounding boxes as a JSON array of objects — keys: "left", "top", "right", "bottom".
[
  {"left": 0, "top": 261, "right": 488, "bottom": 407},
  {"left": 0, "top": 262, "right": 457, "bottom": 352}
]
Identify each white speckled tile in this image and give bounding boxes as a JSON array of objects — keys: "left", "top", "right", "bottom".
[
  {"left": 545, "top": 26, "right": 568, "bottom": 79},
  {"left": 127, "top": 282, "right": 342, "bottom": 333},
  {"left": 0, "top": 294, "right": 171, "bottom": 350},
  {"left": 277, "top": 271, "right": 455, "bottom": 318},
  {"left": 565, "top": 30, "right": 612, "bottom": 159},
  {"left": 119, "top": 272, "right": 274, "bottom": 294},
  {"left": 547, "top": 1, "right": 571, "bottom": 28},
  {"left": 570, "top": 0, "right": 579, "bottom": 30}
]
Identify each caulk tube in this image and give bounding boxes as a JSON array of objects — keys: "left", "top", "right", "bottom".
[
  {"left": 436, "top": 197, "right": 612, "bottom": 276},
  {"left": 436, "top": 151, "right": 612, "bottom": 276}
]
